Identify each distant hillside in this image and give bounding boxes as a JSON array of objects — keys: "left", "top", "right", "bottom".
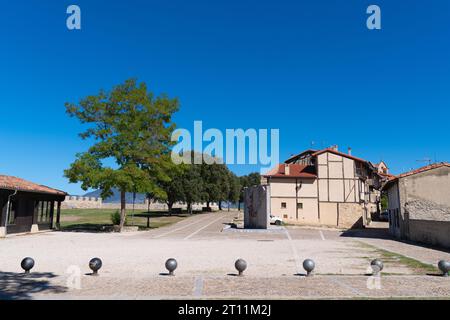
[{"left": 83, "top": 188, "right": 147, "bottom": 204}]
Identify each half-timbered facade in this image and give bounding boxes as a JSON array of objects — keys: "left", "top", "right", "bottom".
[{"left": 262, "top": 147, "right": 384, "bottom": 228}]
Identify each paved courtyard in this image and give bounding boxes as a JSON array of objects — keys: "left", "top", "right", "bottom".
[{"left": 0, "top": 211, "right": 449, "bottom": 299}]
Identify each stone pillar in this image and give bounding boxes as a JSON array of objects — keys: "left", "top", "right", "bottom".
[
  {"left": 244, "top": 185, "right": 270, "bottom": 229},
  {"left": 0, "top": 227, "right": 6, "bottom": 238}
]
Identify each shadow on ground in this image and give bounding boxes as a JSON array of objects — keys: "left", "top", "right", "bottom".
[
  {"left": 341, "top": 225, "right": 450, "bottom": 254},
  {"left": 60, "top": 224, "right": 115, "bottom": 233},
  {"left": 0, "top": 272, "right": 67, "bottom": 300},
  {"left": 340, "top": 227, "right": 393, "bottom": 240}
]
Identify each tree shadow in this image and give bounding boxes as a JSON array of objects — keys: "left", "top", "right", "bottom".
[
  {"left": 0, "top": 272, "right": 67, "bottom": 300},
  {"left": 60, "top": 224, "right": 114, "bottom": 233}
]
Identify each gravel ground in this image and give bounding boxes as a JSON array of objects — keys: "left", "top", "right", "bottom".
[{"left": 1, "top": 211, "right": 449, "bottom": 300}]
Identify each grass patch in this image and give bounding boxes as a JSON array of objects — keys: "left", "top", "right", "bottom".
[
  {"left": 377, "top": 249, "right": 438, "bottom": 273},
  {"left": 60, "top": 208, "right": 200, "bottom": 232},
  {"left": 354, "top": 241, "right": 439, "bottom": 274}
]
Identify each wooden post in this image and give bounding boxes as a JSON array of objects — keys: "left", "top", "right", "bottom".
[
  {"left": 50, "top": 201, "right": 55, "bottom": 229},
  {"left": 56, "top": 201, "right": 61, "bottom": 230}
]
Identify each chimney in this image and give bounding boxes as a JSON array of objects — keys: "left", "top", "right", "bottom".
[
  {"left": 348, "top": 147, "right": 352, "bottom": 156},
  {"left": 285, "top": 164, "right": 290, "bottom": 176},
  {"left": 331, "top": 145, "right": 338, "bottom": 152}
]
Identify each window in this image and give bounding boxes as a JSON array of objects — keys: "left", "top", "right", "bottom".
[
  {"left": 36, "top": 201, "right": 52, "bottom": 223},
  {"left": 281, "top": 202, "right": 287, "bottom": 209},
  {"left": 297, "top": 203, "right": 303, "bottom": 209}
]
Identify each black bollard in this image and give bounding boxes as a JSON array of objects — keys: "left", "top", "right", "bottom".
[
  {"left": 21, "top": 257, "right": 35, "bottom": 274},
  {"left": 371, "top": 259, "right": 384, "bottom": 276},
  {"left": 303, "top": 259, "right": 315, "bottom": 277},
  {"left": 235, "top": 259, "right": 247, "bottom": 276},
  {"left": 438, "top": 260, "right": 450, "bottom": 277},
  {"left": 89, "top": 258, "right": 103, "bottom": 276}
]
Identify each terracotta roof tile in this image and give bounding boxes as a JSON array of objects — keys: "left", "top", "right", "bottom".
[
  {"left": 397, "top": 162, "right": 450, "bottom": 179},
  {"left": 382, "top": 162, "right": 449, "bottom": 190},
  {"left": 0, "top": 175, "right": 67, "bottom": 196}
]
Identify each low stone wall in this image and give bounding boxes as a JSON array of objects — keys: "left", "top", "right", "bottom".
[
  {"left": 62, "top": 196, "right": 103, "bottom": 209},
  {"left": 61, "top": 196, "right": 219, "bottom": 211},
  {"left": 101, "top": 202, "right": 216, "bottom": 211}
]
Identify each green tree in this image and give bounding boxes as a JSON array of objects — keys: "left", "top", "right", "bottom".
[
  {"left": 226, "top": 172, "right": 241, "bottom": 211},
  {"left": 200, "top": 159, "right": 230, "bottom": 210},
  {"left": 64, "top": 79, "right": 179, "bottom": 231},
  {"left": 155, "top": 163, "right": 186, "bottom": 214},
  {"left": 182, "top": 163, "right": 205, "bottom": 214},
  {"left": 155, "top": 151, "right": 205, "bottom": 214},
  {"left": 381, "top": 193, "right": 388, "bottom": 211}
]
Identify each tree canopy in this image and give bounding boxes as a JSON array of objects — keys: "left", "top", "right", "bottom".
[
  {"left": 155, "top": 152, "right": 260, "bottom": 213},
  {"left": 64, "top": 79, "right": 179, "bottom": 231}
]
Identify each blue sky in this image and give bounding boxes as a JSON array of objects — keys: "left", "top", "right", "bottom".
[{"left": 0, "top": 1, "right": 449, "bottom": 195}]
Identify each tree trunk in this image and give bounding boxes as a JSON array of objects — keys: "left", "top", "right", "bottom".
[
  {"left": 167, "top": 202, "right": 173, "bottom": 216},
  {"left": 228, "top": 201, "right": 230, "bottom": 212},
  {"left": 187, "top": 202, "right": 192, "bottom": 215},
  {"left": 238, "top": 201, "right": 241, "bottom": 211},
  {"left": 218, "top": 201, "right": 222, "bottom": 211},
  {"left": 147, "top": 198, "right": 151, "bottom": 213},
  {"left": 119, "top": 190, "right": 126, "bottom": 232},
  {"left": 206, "top": 201, "right": 210, "bottom": 210}
]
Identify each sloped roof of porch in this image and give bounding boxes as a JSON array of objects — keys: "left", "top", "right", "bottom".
[{"left": 0, "top": 175, "right": 67, "bottom": 196}]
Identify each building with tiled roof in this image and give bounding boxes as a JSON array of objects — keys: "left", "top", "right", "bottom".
[
  {"left": 382, "top": 163, "right": 450, "bottom": 248},
  {"left": 261, "top": 146, "right": 385, "bottom": 229},
  {"left": 0, "top": 175, "right": 67, "bottom": 237}
]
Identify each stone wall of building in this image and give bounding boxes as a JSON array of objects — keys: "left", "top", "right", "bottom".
[
  {"left": 388, "top": 165, "right": 450, "bottom": 246},
  {"left": 406, "top": 199, "right": 450, "bottom": 222},
  {"left": 408, "top": 219, "right": 450, "bottom": 248},
  {"left": 337, "top": 203, "right": 364, "bottom": 229}
]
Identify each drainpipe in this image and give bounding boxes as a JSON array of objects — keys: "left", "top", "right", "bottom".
[{"left": 4, "top": 189, "right": 18, "bottom": 236}]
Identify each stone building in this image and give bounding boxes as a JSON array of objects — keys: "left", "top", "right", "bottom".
[
  {"left": 261, "top": 147, "right": 384, "bottom": 229},
  {"left": 383, "top": 163, "right": 450, "bottom": 248}
]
